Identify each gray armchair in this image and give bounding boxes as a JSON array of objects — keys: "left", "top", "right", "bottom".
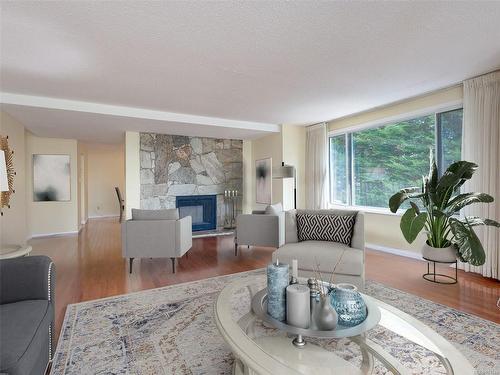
[
  {"left": 234, "top": 210, "right": 285, "bottom": 255},
  {"left": 272, "top": 209, "right": 365, "bottom": 290},
  {"left": 122, "top": 208, "right": 192, "bottom": 273},
  {"left": 0, "top": 255, "right": 55, "bottom": 375}
]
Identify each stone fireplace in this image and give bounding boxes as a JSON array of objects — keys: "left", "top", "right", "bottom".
[{"left": 139, "top": 133, "right": 243, "bottom": 228}]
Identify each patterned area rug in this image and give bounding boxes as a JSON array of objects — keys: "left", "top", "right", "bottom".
[{"left": 51, "top": 269, "right": 499, "bottom": 374}]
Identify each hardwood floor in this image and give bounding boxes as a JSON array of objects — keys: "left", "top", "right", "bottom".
[{"left": 29, "top": 217, "right": 500, "bottom": 344}]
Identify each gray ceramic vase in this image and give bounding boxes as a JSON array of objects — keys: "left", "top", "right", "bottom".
[{"left": 312, "top": 294, "right": 338, "bottom": 331}]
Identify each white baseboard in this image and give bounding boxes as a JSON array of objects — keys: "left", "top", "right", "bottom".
[
  {"left": 88, "top": 215, "right": 119, "bottom": 219},
  {"left": 30, "top": 230, "right": 79, "bottom": 239},
  {"left": 366, "top": 243, "right": 423, "bottom": 261}
]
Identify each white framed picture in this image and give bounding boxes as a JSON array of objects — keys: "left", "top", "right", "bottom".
[
  {"left": 256, "top": 157, "right": 272, "bottom": 204},
  {"left": 33, "top": 154, "right": 71, "bottom": 202}
]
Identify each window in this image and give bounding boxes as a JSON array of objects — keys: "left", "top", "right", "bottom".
[{"left": 329, "top": 108, "right": 463, "bottom": 209}]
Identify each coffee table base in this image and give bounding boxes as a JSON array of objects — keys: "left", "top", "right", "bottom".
[
  {"left": 292, "top": 334, "right": 306, "bottom": 348},
  {"left": 233, "top": 336, "right": 364, "bottom": 375}
]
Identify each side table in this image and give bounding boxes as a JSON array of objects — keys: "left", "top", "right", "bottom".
[{"left": 0, "top": 245, "right": 33, "bottom": 260}]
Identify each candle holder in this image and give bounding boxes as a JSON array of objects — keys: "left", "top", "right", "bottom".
[{"left": 223, "top": 190, "right": 239, "bottom": 229}]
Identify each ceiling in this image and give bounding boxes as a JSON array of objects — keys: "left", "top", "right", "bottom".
[{"left": 1, "top": 1, "right": 500, "bottom": 143}]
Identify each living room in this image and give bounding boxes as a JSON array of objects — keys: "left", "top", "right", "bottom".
[{"left": 0, "top": 2, "right": 499, "bottom": 374}]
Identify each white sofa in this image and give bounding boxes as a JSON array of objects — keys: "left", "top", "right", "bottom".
[
  {"left": 122, "top": 208, "right": 192, "bottom": 273},
  {"left": 272, "top": 209, "right": 365, "bottom": 290}
]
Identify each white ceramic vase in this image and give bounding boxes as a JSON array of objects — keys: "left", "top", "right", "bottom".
[{"left": 422, "top": 241, "right": 457, "bottom": 262}]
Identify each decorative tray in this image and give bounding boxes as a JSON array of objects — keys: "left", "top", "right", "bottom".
[{"left": 251, "top": 288, "right": 381, "bottom": 339}]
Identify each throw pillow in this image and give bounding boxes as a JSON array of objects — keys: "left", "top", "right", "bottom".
[
  {"left": 296, "top": 213, "right": 356, "bottom": 245},
  {"left": 265, "top": 202, "right": 283, "bottom": 215},
  {"left": 131, "top": 208, "right": 179, "bottom": 220}
]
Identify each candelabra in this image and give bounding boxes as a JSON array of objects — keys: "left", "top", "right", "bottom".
[{"left": 224, "top": 190, "right": 239, "bottom": 229}]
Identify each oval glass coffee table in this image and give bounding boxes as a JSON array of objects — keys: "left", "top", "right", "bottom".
[{"left": 214, "top": 274, "right": 473, "bottom": 375}]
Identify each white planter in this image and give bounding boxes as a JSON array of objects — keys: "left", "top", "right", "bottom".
[{"left": 422, "top": 242, "right": 457, "bottom": 263}]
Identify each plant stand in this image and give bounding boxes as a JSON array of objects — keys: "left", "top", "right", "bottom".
[{"left": 422, "top": 257, "right": 458, "bottom": 284}]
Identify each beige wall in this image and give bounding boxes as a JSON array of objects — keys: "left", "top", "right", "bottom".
[
  {"left": 242, "top": 140, "right": 253, "bottom": 214},
  {"left": 328, "top": 85, "right": 463, "bottom": 132},
  {"left": 124, "top": 131, "right": 140, "bottom": 219},
  {"left": 328, "top": 85, "right": 464, "bottom": 253},
  {"left": 0, "top": 112, "right": 27, "bottom": 245},
  {"left": 77, "top": 142, "right": 88, "bottom": 227},
  {"left": 251, "top": 132, "right": 284, "bottom": 211},
  {"left": 281, "top": 125, "right": 306, "bottom": 210},
  {"left": 83, "top": 143, "right": 125, "bottom": 218},
  {"left": 244, "top": 126, "right": 306, "bottom": 212},
  {"left": 26, "top": 133, "right": 79, "bottom": 237}
]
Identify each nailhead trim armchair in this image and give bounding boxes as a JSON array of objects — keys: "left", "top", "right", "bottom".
[{"left": 0, "top": 255, "right": 55, "bottom": 375}]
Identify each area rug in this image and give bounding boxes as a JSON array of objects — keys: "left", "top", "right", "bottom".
[{"left": 51, "top": 269, "right": 499, "bottom": 374}]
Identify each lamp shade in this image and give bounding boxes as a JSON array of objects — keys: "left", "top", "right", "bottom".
[
  {"left": 272, "top": 164, "right": 295, "bottom": 179},
  {"left": 0, "top": 150, "right": 8, "bottom": 192}
]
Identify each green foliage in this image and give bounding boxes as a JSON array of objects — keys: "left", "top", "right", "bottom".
[
  {"left": 352, "top": 115, "right": 435, "bottom": 207},
  {"left": 449, "top": 218, "right": 485, "bottom": 266},
  {"left": 400, "top": 207, "right": 427, "bottom": 243},
  {"left": 389, "top": 154, "right": 499, "bottom": 266}
]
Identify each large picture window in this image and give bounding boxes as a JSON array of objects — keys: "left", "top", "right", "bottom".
[{"left": 329, "top": 108, "right": 463, "bottom": 208}]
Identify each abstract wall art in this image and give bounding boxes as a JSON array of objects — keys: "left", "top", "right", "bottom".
[
  {"left": 33, "top": 154, "right": 71, "bottom": 202},
  {"left": 256, "top": 157, "right": 272, "bottom": 204}
]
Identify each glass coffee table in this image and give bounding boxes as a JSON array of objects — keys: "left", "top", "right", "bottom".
[{"left": 214, "top": 274, "right": 474, "bottom": 375}]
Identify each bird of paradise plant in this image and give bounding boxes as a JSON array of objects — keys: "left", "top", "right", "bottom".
[{"left": 389, "top": 151, "right": 499, "bottom": 266}]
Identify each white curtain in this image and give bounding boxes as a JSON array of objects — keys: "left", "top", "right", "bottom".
[
  {"left": 306, "top": 123, "right": 329, "bottom": 209},
  {"left": 458, "top": 71, "right": 500, "bottom": 279}
]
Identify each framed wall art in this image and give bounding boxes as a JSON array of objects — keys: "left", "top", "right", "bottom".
[
  {"left": 256, "top": 157, "right": 272, "bottom": 204},
  {"left": 33, "top": 154, "right": 71, "bottom": 202}
]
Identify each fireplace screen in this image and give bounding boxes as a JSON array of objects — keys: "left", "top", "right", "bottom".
[
  {"left": 176, "top": 195, "right": 217, "bottom": 231},
  {"left": 179, "top": 205, "right": 204, "bottom": 224}
]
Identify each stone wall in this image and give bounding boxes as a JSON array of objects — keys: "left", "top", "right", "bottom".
[{"left": 139, "top": 133, "right": 243, "bottom": 227}]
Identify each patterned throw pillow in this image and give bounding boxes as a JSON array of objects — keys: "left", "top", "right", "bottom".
[{"left": 296, "top": 213, "right": 356, "bottom": 245}]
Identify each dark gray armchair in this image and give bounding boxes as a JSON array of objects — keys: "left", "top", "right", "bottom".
[{"left": 0, "top": 256, "right": 55, "bottom": 375}]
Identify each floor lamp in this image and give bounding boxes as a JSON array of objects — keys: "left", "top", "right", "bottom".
[{"left": 273, "top": 162, "right": 296, "bottom": 209}]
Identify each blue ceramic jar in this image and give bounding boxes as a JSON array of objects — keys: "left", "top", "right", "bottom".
[{"left": 329, "top": 283, "right": 367, "bottom": 327}]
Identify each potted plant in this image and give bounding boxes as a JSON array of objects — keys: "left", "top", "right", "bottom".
[{"left": 389, "top": 151, "right": 499, "bottom": 266}]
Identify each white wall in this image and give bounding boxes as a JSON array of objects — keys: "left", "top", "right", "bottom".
[
  {"left": 0, "top": 111, "right": 27, "bottom": 245},
  {"left": 83, "top": 143, "right": 125, "bottom": 218},
  {"left": 25, "top": 132, "right": 79, "bottom": 237},
  {"left": 124, "top": 131, "right": 140, "bottom": 219}
]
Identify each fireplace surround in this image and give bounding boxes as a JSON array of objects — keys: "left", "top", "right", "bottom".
[{"left": 176, "top": 195, "right": 217, "bottom": 231}]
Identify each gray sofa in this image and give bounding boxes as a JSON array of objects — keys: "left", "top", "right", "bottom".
[
  {"left": 122, "top": 208, "right": 192, "bottom": 273},
  {"left": 0, "top": 256, "right": 55, "bottom": 375},
  {"left": 272, "top": 209, "right": 365, "bottom": 290}
]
